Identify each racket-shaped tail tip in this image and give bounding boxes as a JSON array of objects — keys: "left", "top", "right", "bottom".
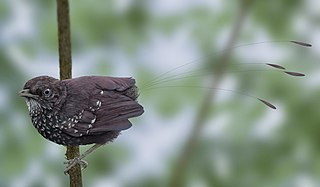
[
  {"left": 290, "top": 41, "right": 312, "bottom": 47},
  {"left": 284, "top": 71, "right": 305, "bottom": 77},
  {"left": 258, "top": 98, "right": 277, "bottom": 110},
  {"left": 266, "top": 63, "right": 286, "bottom": 70}
]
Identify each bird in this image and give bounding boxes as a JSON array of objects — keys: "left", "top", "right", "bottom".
[{"left": 19, "top": 75, "right": 144, "bottom": 174}]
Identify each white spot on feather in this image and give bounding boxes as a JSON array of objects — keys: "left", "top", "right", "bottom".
[
  {"left": 96, "top": 100, "right": 102, "bottom": 109},
  {"left": 91, "top": 116, "right": 96, "bottom": 124},
  {"left": 100, "top": 90, "right": 104, "bottom": 95}
]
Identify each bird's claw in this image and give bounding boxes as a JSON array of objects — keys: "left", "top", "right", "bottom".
[{"left": 64, "top": 157, "right": 88, "bottom": 175}]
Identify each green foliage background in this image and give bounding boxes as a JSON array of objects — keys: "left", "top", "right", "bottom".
[{"left": 0, "top": 0, "right": 318, "bottom": 187}]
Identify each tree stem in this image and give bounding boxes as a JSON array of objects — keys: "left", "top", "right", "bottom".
[
  {"left": 56, "top": 0, "right": 83, "bottom": 186},
  {"left": 168, "top": 1, "right": 252, "bottom": 186}
]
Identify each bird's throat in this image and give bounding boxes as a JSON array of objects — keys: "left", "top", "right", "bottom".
[{"left": 26, "top": 98, "right": 42, "bottom": 115}]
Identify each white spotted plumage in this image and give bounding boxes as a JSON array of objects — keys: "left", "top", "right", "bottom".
[{"left": 21, "top": 75, "right": 144, "bottom": 146}]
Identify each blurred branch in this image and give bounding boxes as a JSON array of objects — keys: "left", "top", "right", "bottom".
[
  {"left": 168, "top": 1, "right": 252, "bottom": 186},
  {"left": 56, "top": 0, "right": 83, "bottom": 186}
]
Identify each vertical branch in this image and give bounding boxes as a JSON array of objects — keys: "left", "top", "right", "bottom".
[
  {"left": 57, "top": 0, "right": 72, "bottom": 80},
  {"left": 56, "top": 0, "right": 83, "bottom": 186},
  {"left": 168, "top": 0, "right": 252, "bottom": 186}
]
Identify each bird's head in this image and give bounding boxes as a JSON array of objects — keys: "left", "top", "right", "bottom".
[{"left": 19, "top": 76, "right": 67, "bottom": 114}]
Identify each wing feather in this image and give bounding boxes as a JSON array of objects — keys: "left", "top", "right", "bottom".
[{"left": 60, "top": 76, "right": 144, "bottom": 137}]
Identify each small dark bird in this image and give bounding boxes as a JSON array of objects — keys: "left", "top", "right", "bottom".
[{"left": 19, "top": 76, "right": 144, "bottom": 173}]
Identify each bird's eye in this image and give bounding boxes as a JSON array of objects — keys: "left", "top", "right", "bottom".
[{"left": 43, "top": 88, "right": 52, "bottom": 97}]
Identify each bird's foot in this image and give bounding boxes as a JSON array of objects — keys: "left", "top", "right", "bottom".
[{"left": 64, "top": 157, "right": 88, "bottom": 175}]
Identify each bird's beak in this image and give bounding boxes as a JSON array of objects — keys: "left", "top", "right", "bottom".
[{"left": 19, "top": 89, "right": 37, "bottom": 98}]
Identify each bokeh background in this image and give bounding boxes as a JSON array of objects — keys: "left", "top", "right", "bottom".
[{"left": 0, "top": 0, "right": 319, "bottom": 187}]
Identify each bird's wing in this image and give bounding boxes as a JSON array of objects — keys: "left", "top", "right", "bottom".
[{"left": 60, "top": 77, "right": 144, "bottom": 137}]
